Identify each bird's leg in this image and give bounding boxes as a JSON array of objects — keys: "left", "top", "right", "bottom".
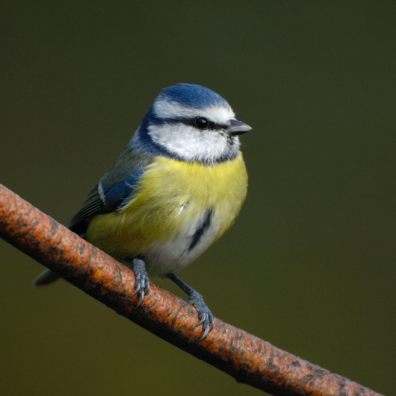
[
  {"left": 167, "top": 273, "right": 213, "bottom": 338},
  {"left": 126, "top": 256, "right": 150, "bottom": 305}
]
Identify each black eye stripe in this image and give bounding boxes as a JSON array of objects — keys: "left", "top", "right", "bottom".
[
  {"left": 151, "top": 116, "right": 228, "bottom": 131},
  {"left": 187, "top": 119, "right": 227, "bottom": 130}
]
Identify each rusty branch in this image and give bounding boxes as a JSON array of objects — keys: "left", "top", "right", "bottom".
[{"left": 0, "top": 184, "right": 381, "bottom": 396}]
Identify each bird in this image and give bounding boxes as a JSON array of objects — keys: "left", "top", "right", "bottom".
[{"left": 34, "top": 83, "right": 251, "bottom": 337}]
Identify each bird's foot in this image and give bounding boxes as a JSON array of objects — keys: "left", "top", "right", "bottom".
[
  {"left": 129, "top": 257, "right": 150, "bottom": 305},
  {"left": 188, "top": 290, "right": 214, "bottom": 339},
  {"left": 166, "top": 273, "right": 214, "bottom": 339}
]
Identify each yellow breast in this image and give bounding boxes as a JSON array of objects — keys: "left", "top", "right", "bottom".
[{"left": 86, "top": 153, "right": 248, "bottom": 260}]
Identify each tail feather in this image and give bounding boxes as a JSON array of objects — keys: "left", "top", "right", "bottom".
[{"left": 34, "top": 269, "right": 60, "bottom": 286}]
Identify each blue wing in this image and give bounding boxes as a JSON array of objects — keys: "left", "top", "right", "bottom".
[{"left": 69, "top": 145, "right": 152, "bottom": 235}]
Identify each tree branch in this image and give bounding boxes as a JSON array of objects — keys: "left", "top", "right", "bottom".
[{"left": 0, "top": 184, "right": 381, "bottom": 396}]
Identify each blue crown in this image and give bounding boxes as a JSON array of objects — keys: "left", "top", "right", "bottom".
[{"left": 158, "top": 83, "right": 228, "bottom": 109}]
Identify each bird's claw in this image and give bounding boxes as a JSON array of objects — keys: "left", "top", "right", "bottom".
[
  {"left": 131, "top": 257, "right": 150, "bottom": 306},
  {"left": 189, "top": 290, "right": 214, "bottom": 339}
]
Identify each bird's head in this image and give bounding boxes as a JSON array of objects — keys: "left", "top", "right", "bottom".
[{"left": 137, "top": 83, "right": 251, "bottom": 164}]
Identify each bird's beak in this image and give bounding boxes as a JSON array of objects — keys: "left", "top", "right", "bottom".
[{"left": 227, "top": 119, "right": 252, "bottom": 136}]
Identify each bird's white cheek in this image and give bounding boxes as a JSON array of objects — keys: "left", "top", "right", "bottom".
[{"left": 148, "top": 124, "right": 238, "bottom": 162}]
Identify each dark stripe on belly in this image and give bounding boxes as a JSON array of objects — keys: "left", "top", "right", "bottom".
[{"left": 188, "top": 209, "right": 213, "bottom": 252}]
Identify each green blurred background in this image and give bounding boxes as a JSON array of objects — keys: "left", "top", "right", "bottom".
[{"left": 1, "top": 1, "right": 395, "bottom": 395}]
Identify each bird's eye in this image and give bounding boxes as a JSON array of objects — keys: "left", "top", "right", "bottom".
[{"left": 194, "top": 117, "right": 209, "bottom": 130}]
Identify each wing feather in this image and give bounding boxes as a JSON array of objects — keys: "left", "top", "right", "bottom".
[{"left": 69, "top": 143, "right": 153, "bottom": 235}]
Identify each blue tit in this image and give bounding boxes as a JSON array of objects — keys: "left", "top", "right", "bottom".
[{"left": 35, "top": 83, "right": 251, "bottom": 337}]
